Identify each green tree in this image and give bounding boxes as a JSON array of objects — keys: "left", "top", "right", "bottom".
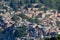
[
  {"left": 40, "top": 0, "right": 57, "bottom": 10},
  {"left": 44, "top": 35, "right": 60, "bottom": 40},
  {"left": 20, "top": 0, "right": 25, "bottom": 6},
  {"left": 10, "top": 0, "right": 19, "bottom": 10},
  {"left": 15, "top": 27, "right": 25, "bottom": 38},
  {"left": 34, "top": 0, "right": 39, "bottom": 3},
  {"left": 56, "top": 0, "right": 60, "bottom": 13},
  {"left": 11, "top": 15, "right": 20, "bottom": 21},
  {"left": 35, "top": 18, "right": 40, "bottom": 24},
  {"left": 0, "top": 16, "right": 4, "bottom": 24},
  {"left": 18, "top": 13, "right": 40, "bottom": 24},
  {"left": 18, "top": 13, "right": 34, "bottom": 23},
  {"left": 56, "top": 35, "right": 60, "bottom": 40},
  {"left": 56, "top": 21, "right": 60, "bottom": 27},
  {"left": 0, "top": 2, "right": 3, "bottom": 9},
  {"left": 18, "top": 13, "right": 28, "bottom": 19}
]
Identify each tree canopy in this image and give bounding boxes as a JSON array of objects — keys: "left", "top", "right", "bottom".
[{"left": 11, "top": 15, "right": 20, "bottom": 21}]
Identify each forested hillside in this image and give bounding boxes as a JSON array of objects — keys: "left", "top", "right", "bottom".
[{"left": 2, "top": 0, "right": 60, "bottom": 13}]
